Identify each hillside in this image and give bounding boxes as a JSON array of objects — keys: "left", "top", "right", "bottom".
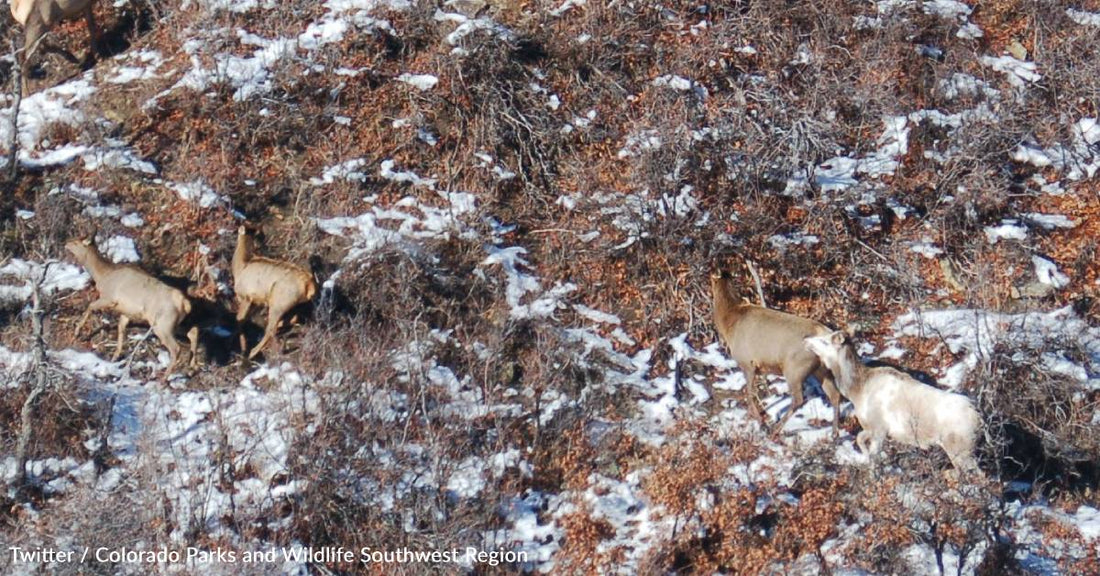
[{"left": 1, "top": 0, "right": 1099, "bottom": 574}]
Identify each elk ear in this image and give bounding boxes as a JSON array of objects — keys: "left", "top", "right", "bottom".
[
  {"left": 844, "top": 325, "right": 857, "bottom": 338},
  {"left": 81, "top": 237, "right": 93, "bottom": 246},
  {"left": 830, "top": 331, "right": 846, "bottom": 346}
]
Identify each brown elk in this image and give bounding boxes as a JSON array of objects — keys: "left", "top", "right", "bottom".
[
  {"left": 232, "top": 225, "right": 317, "bottom": 360},
  {"left": 711, "top": 269, "right": 843, "bottom": 436},
  {"left": 65, "top": 237, "right": 199, "bottom": 372},
  {"left": 10, "top": 0, "right": 101, "bottom": 95}
]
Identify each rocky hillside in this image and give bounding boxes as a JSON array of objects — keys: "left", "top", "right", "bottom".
[{"left": 1, "top": 1, "right": 1099, "bottom": 574}]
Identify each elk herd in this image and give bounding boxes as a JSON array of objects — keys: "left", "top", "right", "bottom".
[
  {"left": 61, "top": 225, "right": 982, "bottom": 473},
  {"left": 712, "top": 267, "right": 983, "bottom": 474},
  {"left": 65, "top": 226, "right": 316, "bottom": 373},
  {"left": 16, "top": 1, "right": 981, "bottom": 474}
]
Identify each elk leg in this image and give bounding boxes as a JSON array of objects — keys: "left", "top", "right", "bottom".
[
  {"left": 739, "top": 363, "right": 763, "bottom": 420},
  {"left": 84, "top": 3, "right": 101, "bottom": 58},
  {"left": 818, "top": 369, "right": 843, "bottom": 439},
  {"left": 773, "top": 364, "right": 812, "bottom": 434},
  {"left": 235, "top": 297, "right": 252, "bottom": 355},
  {"left": 20, "top": 15, "right": 50, "bottom": 95},
  {"left": 249, "top": 306, "right": 289, "bottom": 360},
  {"left": 75, "top": 298, "right": 114, "bottom": 338},
  {"left": 154, "top": 320, "right": 181, "bottom": 372},
  {"left": 111, "top": 315, "right": 130, "bottom": 361},
  {"left": 186, "top": 326, "right": 200, "bottom": 368}
]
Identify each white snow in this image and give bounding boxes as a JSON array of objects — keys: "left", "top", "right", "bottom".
[
  {"left": 895, "top": 306, "right": 1100, "bottom": 391},
  {"left": 909, "top": 241, "right": 943, "bottom": 259},
  {"left": 311, "top": 158, "right": 368, "bottom": 185},
  {"left": 1067, "top": 8, "right": 1100, "bottom": 27},
  {"left": 102, "top": 236, "right": 141, "bottom": 263},
  {"left": 797, "top": 116, "right": 910, "bottom": 193},
  {"left": 397, "top": 73, "right": 439, "bottom": 91},
  {"left": 769, "top": 232, "right": 820, "bottom": 249},
  {"left": 923, "top": 0, "right": 970, "bottom": 19},
  {"left": 550, "top": 0, "right": 586, "bottom": 17},
  {"left": 1032, "top": 256, "right": 1069, "bottom": 289},
  {"left": 167, "top": 180, "right": 223, "bottom": 208},
  {"left": 939, "top": 73, "right": 999, "bottom": 100},
  {"left": 1022, "top": 213, "right": 1077, "bottom": 230},
  {"left": 981, "top": 55, "right": 1041, "bottom": 88},
  {"left": 984, "top": 220, "right": 1028, "bottom": 243},
  {"left": 316, "top": 160, "right": 477, "bottom": 261},
  {"left": 0, "top": 259, "right": 89, "bottom": 306},
  {"left": 0, "top": 78, "right": 96, "bottom": 167}
]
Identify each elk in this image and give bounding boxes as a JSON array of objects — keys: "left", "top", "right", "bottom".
[
  {"left": 804, "top": 330, "right": 981, "bottom": 472},
  {"left": 232, "top": 225, "right": 317, "bottom": 360},
  {"left": 710, "top": 269, "right": 843, "bottom": 436},
  {"left": 9, "top": 0, "right": 101, "bottom": 95},
  {"left": 65, "top": 238, "right": 199, "bottom": 372}
]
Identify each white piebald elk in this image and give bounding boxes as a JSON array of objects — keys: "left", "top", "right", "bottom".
[
  {"left": 710, "top": 269, "right": 843, "bottom": 436},
  {"left": 803, "top": 330, "right": 981, "bottom": 472},
  {"left": 65, "top": 238, "right": 199, "bottom": 371},
  {"left": 9, "top": 0, "right": 101, "bottom": 95},
  {"left": 232, "top": 225, "right": 317, "bottom": 360}
]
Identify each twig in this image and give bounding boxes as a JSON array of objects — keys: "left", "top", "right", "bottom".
[
  {"left": 746, "top": 259, "right": 767, "bottom": 308},
  {"left": 15, "top": 267, "right": 53, "bottom": 499},
  {"left": 854, "top": 238, "right": 891, "bottom": 264},
  {"left": 123, "top": 328, "right": 155, "bottom": 371},
  {"left": 7, "top": 39, "right": 24, "bottom": 182}
]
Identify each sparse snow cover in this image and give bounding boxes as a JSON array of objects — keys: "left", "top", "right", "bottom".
[
  {"left": 939, "top": 73, "right": 1000, "bottom": 100},
  {"left": 143, "top": 363, "right": 320, "bottom": 541},
  {"left": 1074, "top": 506, "right": 1100, "bottom": 540},
  {"left": 859, "top": 115, "right": 909, "bottom": 178},
  {"left": 7, "top": 0, "right": 1100, "bottom": 570},
  {"left": 550, "top": 0, "right": 586, "bottom": 17},
  {"left": 1066, "top": 8, "right": 1100, "bottom": 27},
  {"left": 397, "top": 73, "right": 439, "bottom": 91},
  {"left": 482, "top": 246, "right": 575, "bottom": 319},
  {"left": 435, "top": 9, "right": 514, "bottom": 49},
  {"left": 1032, "top": 256, "right": 1069, "bottom": 289},
  {"left": 1010, "top": 118, "right": 1100, "bottom": 180},
  {"left": 956, "top": 22, "right": 983, "bottom": 39},
  {"left": 895, "top": 306, "right": 1100, "bottom": 390},
  {"left": 617, "top": 129, "right": 662, "bottom": 159},
  {"left": 0, "top": 78, "right": 96, "bottom": 167},
  {"left": 984, "top": 219, "right": 1028, "bottom": 243},
  {"left": 0, "top": 259, "right": 89, "bottom": 307},
  {"left": 106, "top": 50, "right": 166, "bottom": 84},
  {"left": 769, "top": 232, "right": 820, "bottom": 249},
  {"left": 791, "top": 116, "right": 910, "bottom": 193},
  {"left": 1013, "top": 142, "right": 1053, "bottom": 167},
  {"left": 317, "top": 160, "right": 478, "bottom": 260},
  {"left": 82, "top": 146, "right": 157, "bottom": 174},
  {"left": 167, "top": 1, "right": 406, "bottom": 102},
  {"left": 573, "top": 304, "right": 621, "bottom": 325},
  {"left": 1023, "top": 213, "right": 1077, "bottom": 230},
  {"left": 923, "top": 0, "right": 970, "bottom": 19},
  {"left": 182, "top": 0, "right": 277, "bottom": 12},
  {"left": 310, "top": 157, "right": 368, "bottom": 185},
  {"left": 474, "top": 152, "right": 517, "bottom": 180},
  {"left": 1078, "top": 117, "right": 1100, "bottom": 145},
  {"left": 909, "top": 240, "right": 943, "bottom": 259},
  {"left": 167, "top": 180, "right": 223, "bottom": 208},
  {"left": 651, "top": 75, "right": 708, "bottom": 99},
  {"left": 379, "top": 158, "right": 439, "bottom": 189},
  {"left": 981, "top": 55, "right": 1041, "bottom": 88},
  {"left": 485, "top": 492, "right": 563, "bottom": 570},
  {"left": 102, "top": 236, "right": 141, "bottom": 264}
]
